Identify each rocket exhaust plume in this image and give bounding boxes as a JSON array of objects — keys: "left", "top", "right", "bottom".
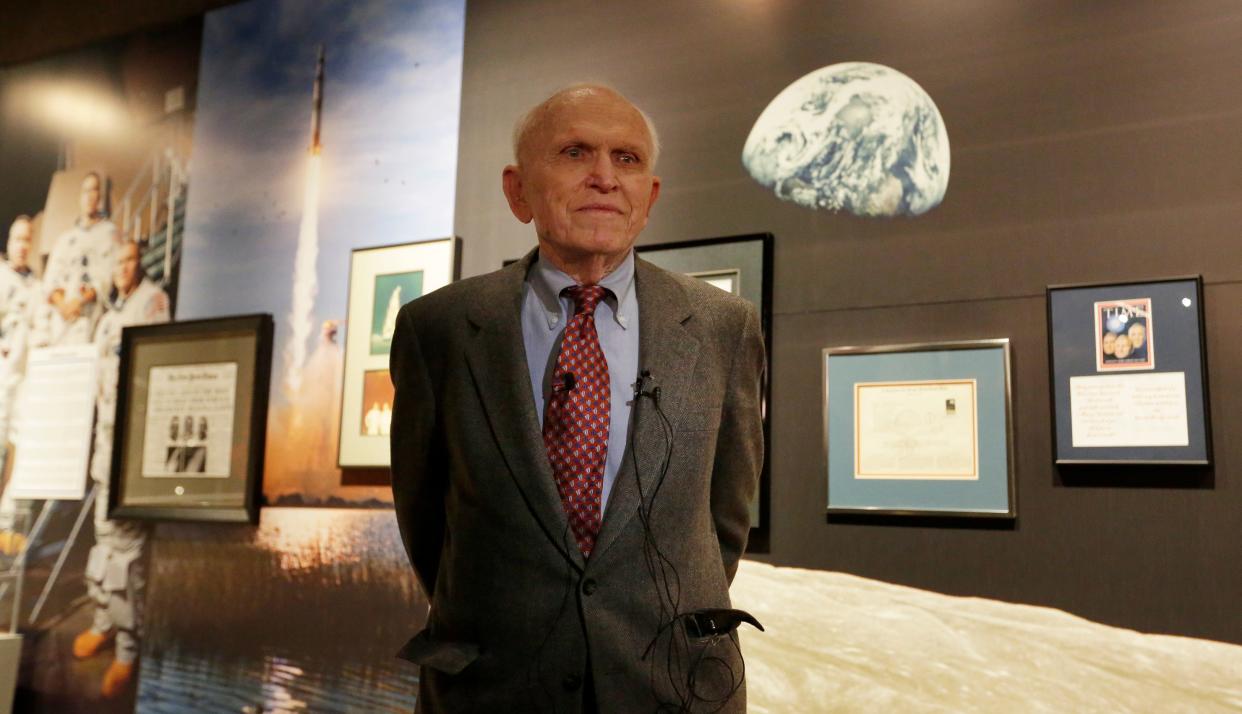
[{"left": 283, "top": 45, "right": 326, "bottom": 398}]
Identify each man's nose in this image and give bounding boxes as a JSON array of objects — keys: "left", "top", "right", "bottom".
[{"left": 586, "top": 153, "right": 619, "bottom": 191}]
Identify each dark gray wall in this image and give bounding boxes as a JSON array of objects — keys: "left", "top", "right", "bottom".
[
  {"left": 454, "top": 0, "right": 1242, "bottom": 643},
  {"left": 0, "top": 0, "right": 236, "bottom": 67}
]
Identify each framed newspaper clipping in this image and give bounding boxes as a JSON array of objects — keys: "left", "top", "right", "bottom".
[
  {"left": 109, "top": 314, "right": 274, "bottom": 523},
  {"left": 1046, "top": 276, "right": 1210, "bottom": 465},
  {"left": 823, "top": 339, "right": 1016, "bottom": 519},
  {"left": 338, "top": 237, "right": 459, "bottom": 468},
  {"left": 636, "top": 233, "right": 774, "bottom": 551}
]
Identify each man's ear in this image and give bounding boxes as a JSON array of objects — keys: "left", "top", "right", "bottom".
[
  {"left": 646, "top": 175, "right": 662, "bottom": 216},
  {"left": 502, "top": 165, "right": 533, "bottom": 223}
]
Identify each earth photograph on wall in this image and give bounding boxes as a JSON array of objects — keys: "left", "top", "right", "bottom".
[{"left": 743, "top": 62, "right": 950, "bottom": 218}]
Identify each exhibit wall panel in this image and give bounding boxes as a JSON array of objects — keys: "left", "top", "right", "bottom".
[
  {"left": 773, "top": 291, "right": 1237, "bottom": 642},
  {"left": 455, "top": 0, "right": 1242, "bottom": 643}
]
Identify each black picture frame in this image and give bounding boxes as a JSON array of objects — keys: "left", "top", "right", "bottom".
[
  {"left": 109, "top": 314, "right": 274, "bottom": 523},
  {"left": 1046, "top": 276, "right": 1211, "bottom": 465},
  {"left": 636, "top": 233, "right": 774, "bottom": 552}
]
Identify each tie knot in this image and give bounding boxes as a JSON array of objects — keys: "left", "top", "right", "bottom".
[{"left": 565, "top": 285, "right": 607, "bottom": 316}]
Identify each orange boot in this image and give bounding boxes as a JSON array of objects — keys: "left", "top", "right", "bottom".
[
  {"left": 0, "top": 531, "right": 25, "bottom": 556},
  {"left": 72, "top": 628, "right": 112, "bottom": 659},
  {"left": 101, "top": 659, "right": 135, "bottom": 698}
]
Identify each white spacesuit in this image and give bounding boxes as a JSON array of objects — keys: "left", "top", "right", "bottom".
[
  {"left": 36, "top": 217, "right": 117, "bottom": 347},
  {"left": 0, "top": 217, "right": 38, "bottom": 537},
  {"left": 0, "top": 257, "right": 36, "bottom": 447},
  {"left": 34, "top": 172, "right": 118, "bottom": 349},
  {"left": 76, "top": 240, "right": 169, "bottom": 696}
]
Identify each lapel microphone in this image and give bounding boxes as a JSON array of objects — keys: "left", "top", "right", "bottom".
[{"left": 634, "top": 369, "right": 660, "bottom": 405}]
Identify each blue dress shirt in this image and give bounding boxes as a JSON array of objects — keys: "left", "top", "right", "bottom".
[{"left": 521, "top": 249, "right": 640, "bottom": 515}]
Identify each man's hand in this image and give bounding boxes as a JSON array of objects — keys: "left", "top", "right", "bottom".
[
  {"left": 56, "top": 294, "right": 84, "bottom": 321},
  {"left": 80, "top": 285, "right": 97, "bottom": 305}
]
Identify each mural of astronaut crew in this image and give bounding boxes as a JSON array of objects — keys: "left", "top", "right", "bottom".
[
  {"left": 73, "top": 239, "right": 170, "bottom": 698},
  {"left": 35, "top": 172, "right": 118, "bottom": 347}
]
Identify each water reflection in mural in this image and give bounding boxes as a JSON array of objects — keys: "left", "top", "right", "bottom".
[{"left": 137, "top": 508, "right": 425, "bottom": 712}]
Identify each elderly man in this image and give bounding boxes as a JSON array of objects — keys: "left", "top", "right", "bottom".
[
  {"left": 73, "top": 239, "right": 169, "bottom": 698},
  {"left": 390, "top": 85, "right": 764, "bottom": 713},
  {"left": 36, "top": 171, "right": 117, "bottom": 346}
]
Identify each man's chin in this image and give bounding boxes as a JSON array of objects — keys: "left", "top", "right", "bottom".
[
  {"left": 584, "top": 235, "right": 636, "bottom": 259},
  {"left": 540, "top": 236, "right": 634, "bottom": 268},
  {"left": 558, "top": 226, "right": 633, "bottom": 250}
]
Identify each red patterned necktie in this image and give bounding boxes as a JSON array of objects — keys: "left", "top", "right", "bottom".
[{"left": 543, "top": 285, "right": 610, "bottom": 556}]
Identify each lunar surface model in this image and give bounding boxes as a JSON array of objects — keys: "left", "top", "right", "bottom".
[{"left": 743, "top": 62, "right": 950, "bottom": 217}]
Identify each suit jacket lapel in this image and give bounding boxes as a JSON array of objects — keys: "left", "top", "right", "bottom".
[
  {"left": 463, "top": 250, "right": 584, "bottom": 570},
  {"left": 591, "top": 258, "right": 700, "bottom": 563}
]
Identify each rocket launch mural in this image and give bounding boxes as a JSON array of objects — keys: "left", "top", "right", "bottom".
[
  {"left": 140, "top": 0, "right": 464, "bottom": 707},
  {"left": 284, "top": 45, "right": 326, "bottom": 399},
  {"left": 175, "top": 0, "right": 464, "bottom": 505}
]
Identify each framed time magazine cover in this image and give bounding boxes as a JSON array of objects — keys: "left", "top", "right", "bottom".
[
  {"left": 822, "top": 340, "right": 1016, "bottom": 519},
  {"left": 109, "top": 314, "right": 274, "bottom": 523},
  {"left": 1046, "top": 276, "right": 1211, "bottom": 465},
  {"left": 636, "top": 233, "right": 774, "bottom": 550},
  {"left": 339, "top": 237, "right": 460, "bottom": 468}
]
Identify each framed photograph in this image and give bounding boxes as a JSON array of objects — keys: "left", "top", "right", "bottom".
[
  {"left": 1094, "top": 297, "right": 1154, "bottom": 372},
  {"left": 687, "top": 268, "right": 741, "bottom": 295},
  {"left": 110, "top": 314, "right": 274, "bottom": 523},
  {"left": 1047, "top": 276, "right": 1210, "bottom": 464},
  {"left": 339, "top": 237, "right": 460, "bottom": 468},
  {"left": 823, "top": 340, "right": 1015, "bottom": 518},
  {"left": 636, "top": 233, "right": 774, "bottom": 549}
]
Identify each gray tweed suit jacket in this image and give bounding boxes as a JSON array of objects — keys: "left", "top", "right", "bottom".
[{"left": 390, "top": 249, "right": 765, "bottom": 713}]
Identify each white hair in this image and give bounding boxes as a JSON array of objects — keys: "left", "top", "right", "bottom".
[{"left": 511, "top": 83, "right": 661, "bottom": 168}]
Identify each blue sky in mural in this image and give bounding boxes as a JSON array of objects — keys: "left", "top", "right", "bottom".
[{"left": 178, "top": 0, "right": 464, "bottom": 403}]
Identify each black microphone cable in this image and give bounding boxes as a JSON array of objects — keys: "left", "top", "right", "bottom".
[
  {"left": 633, "top": 370, "right": 749, "bottom": 713},
  {"left": 632, "top": 371, "right": 697, "bottom": 712}
]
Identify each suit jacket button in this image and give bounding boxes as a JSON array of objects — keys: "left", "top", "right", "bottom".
[
  {"left": 562, "top": 673, "right": 582, "bottom": 692},
  {"left": 582, "top": 578, "right": 598, "bottom": 596}
]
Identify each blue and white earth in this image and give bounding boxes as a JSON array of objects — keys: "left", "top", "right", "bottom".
[{"left": 742, "top": 62, "right": 950, "bottom": 217}]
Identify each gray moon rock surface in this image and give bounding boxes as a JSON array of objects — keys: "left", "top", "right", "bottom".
[
  {"left": 732, "top": 561, "right": 1242, "bottom": 712},
  {"left": 743, "top": 62, "right": 950, "bottom": 217}
]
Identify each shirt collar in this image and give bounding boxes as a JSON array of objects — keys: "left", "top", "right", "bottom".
[
  {"left": 2, "top": 263, "right": 30, "bottom": 279},
  {"left": 527, "top": 248, "right": 636, "bottom": 331},
  {"left": 110, "top": 278, "right": 143, "bottom": 310}
]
